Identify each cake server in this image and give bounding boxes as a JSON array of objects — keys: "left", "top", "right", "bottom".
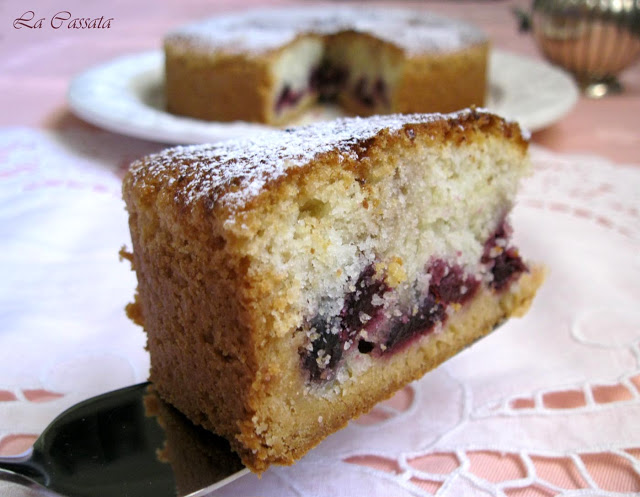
[{"left": 0, "top": 383, "right": 249, "bottom": 497}]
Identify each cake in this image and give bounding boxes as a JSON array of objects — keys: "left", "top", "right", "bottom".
[
  {"left": 164, "top": 7, "right": 489, "bottom": 125},
  {"left": 122, "top": 109, "right": 545, "bottom": 473}
]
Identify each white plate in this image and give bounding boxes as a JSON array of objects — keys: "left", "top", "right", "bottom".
[{"left": 68, "top": 49, "right": 578, "bottom": 144}]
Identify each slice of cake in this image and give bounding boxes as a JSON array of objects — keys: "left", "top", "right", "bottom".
[
  {"left": 122, "top": 109, "right": 544, "bottom": 473},
  {"left": 164, "top": 6, "right": 488, "bottom": 125}
]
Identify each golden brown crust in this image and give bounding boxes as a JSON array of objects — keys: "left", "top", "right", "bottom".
[
  {"left": 165, "top": 42, "right": 274, "bottom": 123},
  {"left": 394, "top": 42, "right": 489, "bottom": 115},
  {"left": 123, "top": 180, "right": 258, "bottom": 439}
]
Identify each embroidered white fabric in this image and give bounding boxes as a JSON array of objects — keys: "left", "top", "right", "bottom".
[{"left": 0, "top": 127, "right": 638, "bottom": 496}]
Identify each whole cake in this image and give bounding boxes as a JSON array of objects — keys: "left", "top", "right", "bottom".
[
  {"left": 164, "top": 7, "right": 489, "bottom": 125},
  {"left": 122, "top": 109, "right": 544, "bottom": 472}
]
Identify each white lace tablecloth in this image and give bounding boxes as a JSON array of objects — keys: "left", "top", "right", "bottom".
[{"left": 0, "top": 126, "right": 639, "bottom": 496}]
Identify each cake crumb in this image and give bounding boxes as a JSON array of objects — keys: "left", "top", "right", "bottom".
[{"left": 386, "top": 256, "right": 407, "bottom": 287}]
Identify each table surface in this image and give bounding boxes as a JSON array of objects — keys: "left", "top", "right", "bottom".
[{"left": 0, "top": 1, "right": 639, "bottom": 496}]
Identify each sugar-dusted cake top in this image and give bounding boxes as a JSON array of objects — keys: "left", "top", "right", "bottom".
[
  {"left": 166, "top": 6, "right": 487, "bottom": 56},
  {"left": 126, "top": 109, "right": 524, "bottom": 215}
]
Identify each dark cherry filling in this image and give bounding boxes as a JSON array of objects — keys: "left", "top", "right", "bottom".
[
  {"left": 301, "top": 315, "right": 343, "bottom": 381},
  {"left": 482, "top": 222, "right": 527, "bottom": 290},
  {"left": 490, "top": 248, "right": 527, "bottom": 290},
  {"left": 300, "top": 221, "right": 527, "bottom": 383},
  {"left": 353, "top": 76, "right": 389, "bottom": 108},
  {"left": 428, "top": 260, "right": 479, "bottom": 305},
  {"left": 383, "top": 293, "right": 445, "bottom": 352},
  {"left": 384, "top": 262, "right": 480, "bottom": 352},
  {"left": 277, "top": 63, "right": 391, "bottom": 113},
  {"left": 275, "top": 85, "right": 305, "bottom": 113},
  {"left": 340, "top": 265, "right": 388, "bottom": 336},
  {"left": 302, "top": 264, "right": 389, "bottom": 381},
  {"left": 310, "top": 63, "right": 349, "bottom": 101}
]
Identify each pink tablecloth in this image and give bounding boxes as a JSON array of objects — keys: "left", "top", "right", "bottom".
[{"left": 1, "top": 1, "right": 639, "bottom": 496}]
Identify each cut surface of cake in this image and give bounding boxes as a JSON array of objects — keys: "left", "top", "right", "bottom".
[
  {"left": 122, "top": 109, "right": 544, "bottom": 473},
  {"left": 164, "top": 6, "right": 488, "bottom": 125}
]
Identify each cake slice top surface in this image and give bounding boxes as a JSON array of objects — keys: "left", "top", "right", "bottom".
[
  {"left": 126, "top": 110, "right": 526, "bottom": 217},
  {"left": 166, "top": 6, "right": 487, "bottom": 56}
]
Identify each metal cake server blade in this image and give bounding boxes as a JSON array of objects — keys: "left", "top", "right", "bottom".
[{"left": 0, "top": 383, "right": 249, "bottom": 497}]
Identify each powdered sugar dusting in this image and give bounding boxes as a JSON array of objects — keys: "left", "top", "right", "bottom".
[
  {"left": 167, "top": 6, "right": 486, "bottom": 56},
  {"left": 128, "top": 109, "right": 497, "bottom": 214}
]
